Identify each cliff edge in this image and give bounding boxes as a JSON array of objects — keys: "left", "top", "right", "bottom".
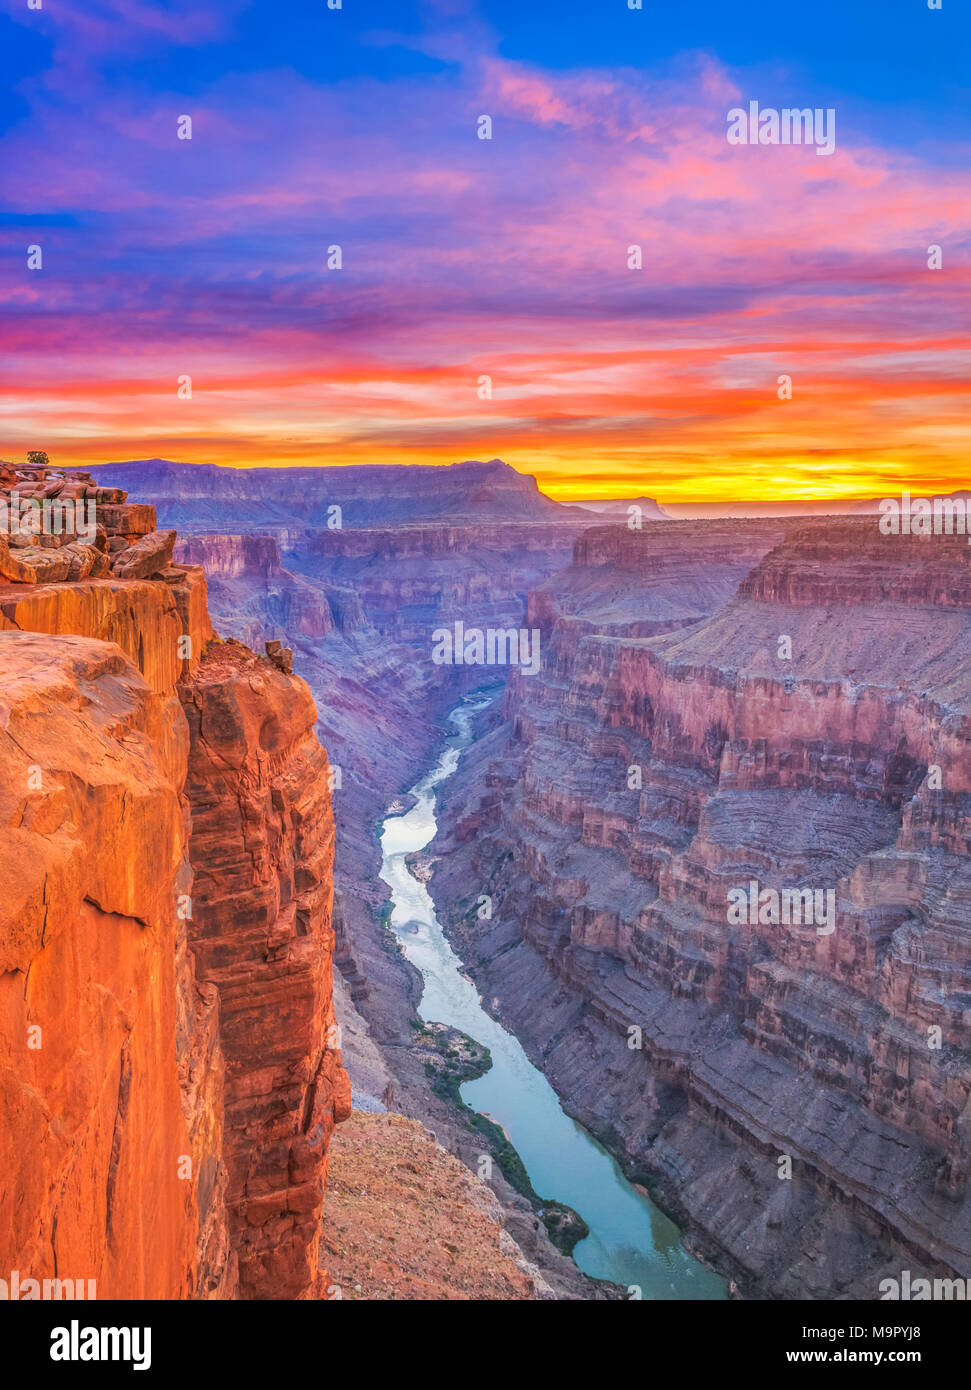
[{"left": 0, "top": 461, "right": 350, "bottom": 1299}]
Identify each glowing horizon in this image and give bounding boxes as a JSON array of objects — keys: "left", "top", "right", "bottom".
[{"left": 2, "top": 1, "right": 969, "bottom": 506}]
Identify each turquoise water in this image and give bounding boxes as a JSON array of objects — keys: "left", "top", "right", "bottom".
[{"left": 379, "top": 697, "right": 726, "bottom": 1300}]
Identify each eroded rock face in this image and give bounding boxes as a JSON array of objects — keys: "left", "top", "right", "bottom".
[
  {"left": 0, "top": 633, "right": 231, "bottom": 1298},
  {"left": 0, "top": 569, "right": 212, "bottom": 690},
  {"left": 432, "top": 517, "right": 971, "bottom": 1298},
  {"left": 291, "top": 523, "right": 582, "bottom": 647},
  {"left": 0, "top": 475, "right": 348, "bottom": 1301},
  {"left": 173, "top": 535, "right": 337, "bottom": 645},
  {"left": 179, "top": 641, "right": 351, "bottom": 1299},
  {"left": 176, "top": 534, "right": 282, "bottom": 580}
]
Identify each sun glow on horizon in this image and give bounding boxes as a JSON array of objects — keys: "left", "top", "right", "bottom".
[{"left": 2, "top": 2, "right": 968, "bottom": 506}]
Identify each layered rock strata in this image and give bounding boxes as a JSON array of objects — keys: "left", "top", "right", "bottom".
[
  {"left": 432, "top": 518, "right": 971, "bottom": 1298},
  {"left": 1, "top": 460, "right": 177, "bottom": 585}
]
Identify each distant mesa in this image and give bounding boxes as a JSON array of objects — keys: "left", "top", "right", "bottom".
[
  {"left": 846, "top": 489, "right": 971, "bottom": 516},
  {"left": 666, "top": 489, "right": 971, "bottom": 519},
  {"left": 571, "top": 495, "right": 669, "bottom": 520},
  {"left": 78, "top": 457, "right": 596, "bottom": 532}
]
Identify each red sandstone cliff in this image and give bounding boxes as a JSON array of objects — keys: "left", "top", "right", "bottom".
[
  {"left": 0, "top": 465, "right": 349, "bottom": 1299},
  {"left": 180, "top": 640, "right": 351, "bottom": 1298}
]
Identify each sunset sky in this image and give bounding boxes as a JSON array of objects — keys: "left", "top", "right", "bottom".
[{"left": 2, "top": 0, "right": 969, "bottom": 503}]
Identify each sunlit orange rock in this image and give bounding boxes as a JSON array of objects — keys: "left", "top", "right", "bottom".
[
  {"left": 180, "top": 640, "right": 351, "bottom": 1299},
  {"left": 0, "top": 633, "right": 206, "bottom": 1298},
  {"left": 0, "top": 500, "right": 347, "bottom": 1300}
]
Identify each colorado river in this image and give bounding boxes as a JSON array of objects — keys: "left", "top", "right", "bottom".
[{"left": 379, "top": 695, "right": 726, "bottom": 1299}]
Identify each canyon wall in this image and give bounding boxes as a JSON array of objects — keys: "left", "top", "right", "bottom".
[
  {"left": 0, "top": 629, "right": 213, "bottom": 1299},
  {"left": 283, "top": 522, "right": 580, "bottom": 646},
  {"left": 175, "top": 534, "right": 342, "bottom": 649},
  {"left": 180, "top": 641, "right": 351, "bottom": 1298},
  {"left": 432, "top": 518, "right": 971, "bottom": 1297},
  {"left": 0, "top": 465, "right": 348, "bottom": 1299}
]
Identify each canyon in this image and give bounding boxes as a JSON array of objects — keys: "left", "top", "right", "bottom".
[
  {"left": 431, "top": 517, "right": 971, "bottom": 1297},
  {"left": 145, "top": 463, "right": 971, "bottom": 1299},
  {"left": 3, "top": 454, "right": 969, "bottom": 1301},
  {"left": 0, "top": 458, "right": 602, "bottom": 1301}
]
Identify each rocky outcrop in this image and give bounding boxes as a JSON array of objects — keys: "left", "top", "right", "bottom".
[
  {"left": 180, "top": 640, "right": 351, "bottom": 1299},
  {"left": 432, "top": 517, "right": 971, "bottom": 1298},
  {"left": 0, "top": 461, "right": 179, "bottom": 583},
  {"left": 0, "top": 568, "right": 213, "bottom": 689},
  {"left": 111, "top": 529, "right": 177, "bottom": 580},
  {"left": 0, "top": 471, "right": 348, "bottom": 1300},
  {"left": 0, "top": 535, "right": 42, "bottom": 583}
]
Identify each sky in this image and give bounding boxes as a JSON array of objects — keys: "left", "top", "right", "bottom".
[{"left": 1, "top": 0, "right": 969, "bottom": 503}]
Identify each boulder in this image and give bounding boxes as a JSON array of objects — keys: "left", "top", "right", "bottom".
[
  {"left": 61, "top": 542, "right": 107, "bottom": 581},
  {"left": 265, "top": 639, "right": 294, "bottom": 674},
  {"left": 111, "top": 530, "right": 177, "bottom": 580},
  {"left": 0, "top": 535, "right": 37, "bottom": 583},
  {"left": 17, "top": 547, "right": 71, "bottom": 582}
]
